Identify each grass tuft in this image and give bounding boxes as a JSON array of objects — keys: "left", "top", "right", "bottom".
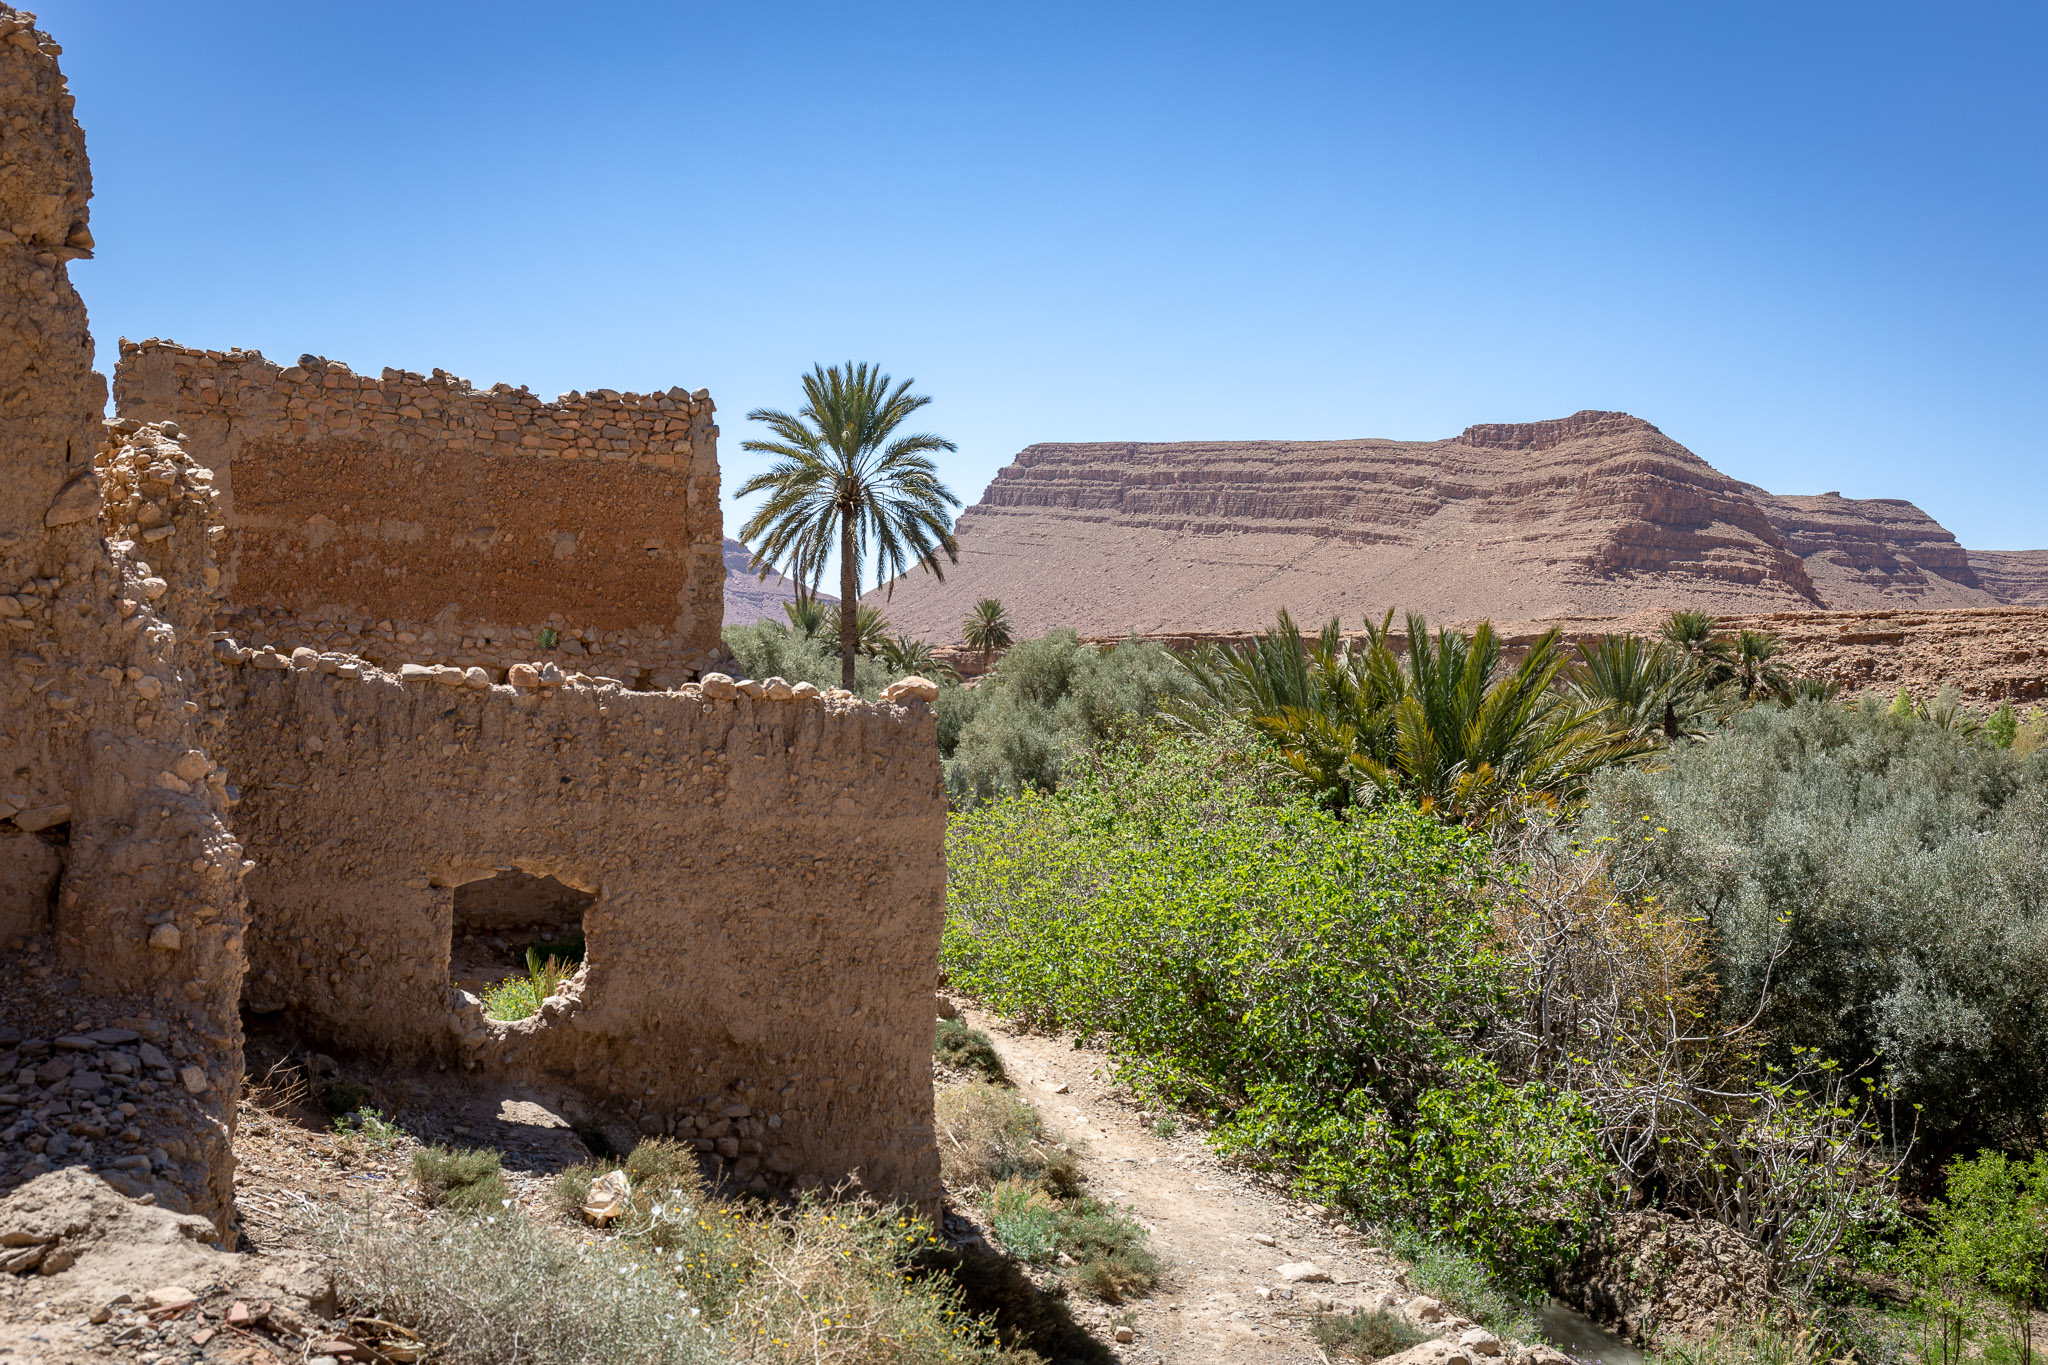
[
  {"left": 411, "top": 1145, "right": 509, "bottom": 1214},
  {"left": 1313, "top": 1308, "right": 1431, "bottom": 1362},
  {"left": 936, "top": 1017, "right": 1008, "bottom": 1082},
  {"left": 482, "top": 948, "right": 576, "bottom": 1021}
]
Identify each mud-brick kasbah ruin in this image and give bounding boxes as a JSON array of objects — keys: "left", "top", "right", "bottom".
[{"left": 0, "top": 6, "right": 946, "bottom": 1235}]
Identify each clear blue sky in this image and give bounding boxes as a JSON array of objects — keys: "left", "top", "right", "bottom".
[{"left": 42, "top": 1, "right": 2048, "bottom": 568}]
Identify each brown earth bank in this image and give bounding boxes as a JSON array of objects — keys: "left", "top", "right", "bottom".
[{"left": 868, "top": 412, "right": 2043, "bottom": 646}]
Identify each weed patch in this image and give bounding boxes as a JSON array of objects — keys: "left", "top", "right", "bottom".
[
  {"left": 332, "top": 1106, "right": 403, "bottom": 1152},
  {"left": 936, "top": 1082, "right": 1076, "bottom": 1194},
  {"left": 482, "top": 947, "right": 576, "bottom": 1022},
  {"left": 1313, "top": 1307, "right": 1430, "bottom": 1362},
  {"left": 937, "top": 1017, "right": 1008, "bottom": 1082},
  {"left": 1381, "top": 1224, "right": 1540, "bottom": 1339},
  {"left": 411, "top": 1145, "right": 509, "bottom": 1214}
]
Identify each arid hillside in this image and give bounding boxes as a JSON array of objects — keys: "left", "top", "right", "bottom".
[
  {"left": 722, "top": 537, "right": 836, "bottom": 624},
  {"left": 869, "top": 411, "right": 2040, "bottom": 642}
]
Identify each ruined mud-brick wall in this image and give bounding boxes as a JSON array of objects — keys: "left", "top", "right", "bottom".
[
  {"left": 210, "top": 656, "right": 947, "bottom": 1207},
  {"left": 0, "top": 5, "right": 246, "bottom": 1232},
  {"left": 114, "top": 341, "right": 726, "bottom": 689}
]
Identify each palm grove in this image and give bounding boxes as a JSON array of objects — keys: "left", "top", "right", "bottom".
[{"left": 731, "top": 365, "right": 2048, "bottom": 1353}]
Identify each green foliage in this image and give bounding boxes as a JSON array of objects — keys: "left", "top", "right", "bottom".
[
  {"left": 1312, "top": 1307, "right": 1432, "bottom": 1362},
  {"left": 830, "top": 602, "right": 893, "bottom": 660},
  {"left": 1988, "top": 702, "right": 2020, "bottom": 750},
  {"left": 1571, "top": 632, "right": 1709, "bottom": 743},
  {"left": 1150, "top": 1116, "right": 1178, "bottom": 1139},
  {"left": 781, "top": 595, "right": 830, "bottom": 639},
  {"left": 1179, "top": 609, "right": 1647, "bottom": 822},
  {"left": 1379, "top": 1224, "right": 1542, "bottom": 1338},
  {"left": 963, "top": 597, "right": 1015, "bottom": 664},
  {"left": 735, "top": 362, "right": 961, "bottom": 688},
  {"left": 935, "top": 1017, "right": 1007, "bottom": 1083},
  {"left": 984, "top": 1179, "right": 1160, "bottom": 1302},
  {"left": 412, "top": 1145, "right": 510, "bottom": 1214},
  {"left": 945, "top": 729, "right": 1602, "bottom": 1285},
  {"left": 945, "top": 629, "right": 1197, "bottom": 805},
  {"left": 878, "top": 634, "right": 957, "bottom": 681},
  {"left": 721, "top": 620, "right": 892, "bottom": 697},
  {"left": 1905, "top": 1153, "right": 2048, "bottom": 1365},
  {"left": 1584, "top": 701, "right": 2048, "bottom": 1155},
  {"left": 333, "top": 1106, "right": 403, "bottom": 1151},
  {"left": 481, "top": 947, "right": 576, "bottom": 1022}
]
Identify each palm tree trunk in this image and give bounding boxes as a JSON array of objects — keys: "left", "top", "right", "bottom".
[{"left": 839, "top": 509, "right": 858, "bottom": 690}]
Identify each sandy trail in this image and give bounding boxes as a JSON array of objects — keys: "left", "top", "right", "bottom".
[{"left": 957, "top": 1001, "right": 1413, "bottom": 1365}]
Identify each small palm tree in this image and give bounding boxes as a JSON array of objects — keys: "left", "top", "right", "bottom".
[
  {"left": 737, "top": 364, "right": 960, "bottom": 688},
  {"left": 832, "top": 603, "right": 892, "bottom": 660},
  {"left": 1729, "top": 628, "right": 1790, "bottom": 703},
  {"left": 781, "top": 594, "right": 830, "bottom": 640},
  {"left": 878, "top": 634, "right": 958, "bottom": 682},
  {"left": 1570, "top": 634, "right": 1707, "bottom": 742},
  {"left": 962, "top": 598, "right": 1014, "bottom": 667}
]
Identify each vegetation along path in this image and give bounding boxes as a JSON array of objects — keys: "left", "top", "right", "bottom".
[{"left": 954, "top": 1001, "right": 1470, "bottom": 1365}]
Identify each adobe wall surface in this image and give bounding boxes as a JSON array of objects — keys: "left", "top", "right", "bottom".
[
  {"left": 207, "top": 651, "right": 947, "bottom": 1204},
  {"left": 0, "top": 7, "right": 246, "bottom": 1232},
  {"left": 114, "top": 342, "right": 727, "bottom": 688}
]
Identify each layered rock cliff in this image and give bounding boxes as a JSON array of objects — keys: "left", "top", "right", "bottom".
[{"left": 868, "top": 411, "right": 2041, "bottom": 642}]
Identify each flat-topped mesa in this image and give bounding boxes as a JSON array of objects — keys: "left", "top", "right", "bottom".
[
  {"left": 875, "top": 413, "right": 1824, "bottom": 641},
  {"left": 113, "top": 340, "right": 727, "bottom": 688},
  {"left": 1745, "top": 487, "right": 1998, "bottom": 609},
  {"left": 1459, "top": 409, "right": 1661, "bottom": 450}
]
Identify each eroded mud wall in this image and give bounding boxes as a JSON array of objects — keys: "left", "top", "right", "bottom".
[
  {"left": 211, "top": 659, "right": 946, "bottom": 1207},
  {"left": 114, "top": 342, "right": 726, "bottom": 687},
  {"left": 0, "top": 7, "right": 245, "bottom": 1229}
]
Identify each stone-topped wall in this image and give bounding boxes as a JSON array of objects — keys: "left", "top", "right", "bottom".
[
  {"left": 210, "top": 651, "right": 946, "bottom": 1206},
  {"left": 113, "top": 342, "right": 727, "bottom": 688}
]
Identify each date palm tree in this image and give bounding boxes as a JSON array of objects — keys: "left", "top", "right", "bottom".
[
  {"left": 962, "top": 598, "right": 1014, "bottom": 667},
  {"left": 737, "top": 364, "right": 960, "bottom": 688}
]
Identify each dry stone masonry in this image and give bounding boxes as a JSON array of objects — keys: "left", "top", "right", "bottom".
[
  {"left": 114, "top": 342, "right": 727, "bottom": 688},
  {"left": 3, "top": 3, "right": 949, "bottom": 1230},
  {"left": 0, "top": 8, "right": 247, "bottom": 1232}
]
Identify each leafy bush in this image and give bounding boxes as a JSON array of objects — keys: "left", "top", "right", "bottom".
[
  {"left": 945, "top": 729, "right": 1603, "bottom": 1286},
  {"left": 411, "top": 1145, "right": 509, "bottom": 1214},
  {"left": 721, "top": 620, "right": 892, "bottom": 697},
  {"left": 944, "top": 630, "right": 1197, "bottom": 805},
  {"left": 1584, "top": 700, "right": 2048, "bottom": 1154},
  {"left": 935, "top": 1018, "right": 1007, "bottom": 1083}
]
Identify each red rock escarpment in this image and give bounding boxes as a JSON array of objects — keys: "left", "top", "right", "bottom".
[{"left": 869, "top": 411, "right": 2041, "bottom": 643}]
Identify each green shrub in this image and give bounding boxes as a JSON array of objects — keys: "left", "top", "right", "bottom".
[
  {"left": 1380, "top": 1224, "right": 1542, "bottom": 1339},
  {"left": 482, "top": 948, "right": 575, "bottom": 1022},
  {"left": 1584, "top": 701, "right": 2048, "bottom": 1154},
  {"left": 332, "top": 1106, "right": 403, "bottom": 1151},
  {"left": 411, "top": 1145, "right": 510, "bottom": 1214},
  {"left": 987, "top": 1177, "right": 1061, "bottom": 1262},
  {"left": 946, "top": 729, "right": 1602, "bottom": 1287},
  {"left": 720, "top": 620, "right": 892, "bottom": 698},
  {"left": 936, "top": 1017, "right": 1007, "bottom": 1083},
  {"left": 944, "top": 630, "right": 1197, "bottom": 805},
  {"left": 1313, "top": 1307, "right": 1431, "bottom": 1361}
]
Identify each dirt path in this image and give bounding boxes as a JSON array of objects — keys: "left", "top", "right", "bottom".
[{"left": 955, "top": 1001, "right": 1415, "bottom": 1365}]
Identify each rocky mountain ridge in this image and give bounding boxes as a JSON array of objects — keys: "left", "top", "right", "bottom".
[{"left": 870, "top": 411, "right": 2039, "bottom": 641}]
